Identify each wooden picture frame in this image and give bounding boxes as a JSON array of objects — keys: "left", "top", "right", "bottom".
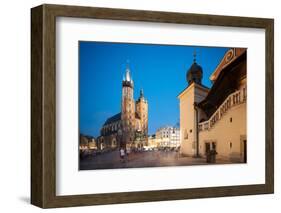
[{"left": 31, "top": 4, "right": 274, "bottom": 208}]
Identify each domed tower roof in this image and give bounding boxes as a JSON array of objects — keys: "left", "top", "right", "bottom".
[{"left": 186, "top": 51, "right": 203, "bottom": 85}]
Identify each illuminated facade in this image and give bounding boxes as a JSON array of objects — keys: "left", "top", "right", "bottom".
[
  {"left": 178, "top": 48, "right": 247, "bottom": 162},
  {"left": 155, "top": 126, "right": 180, "bottom": 148},
  {"left": 97, "top": 64, "right": 148, "bottom": 150}
]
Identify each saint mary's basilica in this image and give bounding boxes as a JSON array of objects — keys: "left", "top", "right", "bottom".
[{"left": 97, "top": 64, "right": 148, "bottom": 150}]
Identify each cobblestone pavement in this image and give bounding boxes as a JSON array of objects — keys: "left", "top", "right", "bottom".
[{"left": 79, "top": 150, "right": 233, "bottom": 170}]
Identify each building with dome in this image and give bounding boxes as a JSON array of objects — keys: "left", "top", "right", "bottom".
[
  {"left": 97, "top": 63, "right": 148, "bottom": 150},
  {"left": 178, "top": 48, "right": 247, "bottom": 163}
]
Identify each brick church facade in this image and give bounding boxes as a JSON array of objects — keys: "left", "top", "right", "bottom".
[{"left": 97, "top": 64, "right": 148, "bottom": 150}]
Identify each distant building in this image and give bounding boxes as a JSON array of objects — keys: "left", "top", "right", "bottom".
[
  {"left": 79, "top": 134, "right": 97, "bottom": 150},
  {"left": 148, "top": 134, "right": 157, "bottom": 148},
  {"left": 97, "top": 63, "right": 148, "bottom": 150},
  {"left": 88, "top": 137, "right": 97, "bottom": 150},
  {"left": 178, "top": 48, "right": 247, "bottom": 162},
  {"left": 155, "top": 126, "right": 180, "bottom": 148},
  {"left": 79, "top": 134, "right": 89, "bottom": 150}
]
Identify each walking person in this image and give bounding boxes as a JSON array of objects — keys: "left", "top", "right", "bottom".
[
  {"left": 126, "top": 146, "right": 131, "bottom": 162},
  {"left": 120, "top": 148, "right": 125, "bottom": 163}
]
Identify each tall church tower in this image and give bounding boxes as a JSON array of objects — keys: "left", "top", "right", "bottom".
[
  {"left": 136, "top": 89, "right": 148, "bottom": 137},
  {"left": 121, "top": 63, "right": 135, "bottom": 147}
]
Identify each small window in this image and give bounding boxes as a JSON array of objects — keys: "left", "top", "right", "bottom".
[
  {"left": 230, "top": 142, "right": 232, "bottom": 149},
  {"left": 190, "top": 129, "right": 192, "bottom": 133},
  {"left": 230, "top": 117, "right": 232, "bottom": 122},
  {"left": 184, "top": 129, "right": 188, "bottom": 139}
]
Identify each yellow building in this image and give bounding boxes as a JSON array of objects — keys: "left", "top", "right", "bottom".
[
  {"left": 178, "top": 48, "right": 247, "bottom": 163},
  {"left": 79, "top": 134, "right": 97, "bottom": 150},
  {"left": 147, "top": 134, "right": 158, "bottom": 149}
]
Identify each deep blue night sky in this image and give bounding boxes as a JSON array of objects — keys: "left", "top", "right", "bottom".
[{"left": 79, "top": 41, "right": 229, "bottom": 137}]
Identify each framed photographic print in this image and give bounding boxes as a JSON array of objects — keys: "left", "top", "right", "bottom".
[{"left": 31, "top": 4, "right": 274, "bottom": 208}]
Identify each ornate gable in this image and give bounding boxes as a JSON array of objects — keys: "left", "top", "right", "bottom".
[{"left": 210, "top": 48, "right": 246, "bottom": 82}]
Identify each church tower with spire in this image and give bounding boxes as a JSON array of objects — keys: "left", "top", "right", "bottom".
[
  {"left": 99, "top": 61, "right": 148, "bottom": 150},
  {"left": 121, "top": 62, "right": 136, "bottom": 147}
]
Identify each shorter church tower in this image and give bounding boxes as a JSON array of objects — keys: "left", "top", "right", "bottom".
[
  {"left": 136, "top": 89, "right": 148, "bottom": 136},
  {"left": 178, "top": 51, "right": 209, "bottom": 156}
]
